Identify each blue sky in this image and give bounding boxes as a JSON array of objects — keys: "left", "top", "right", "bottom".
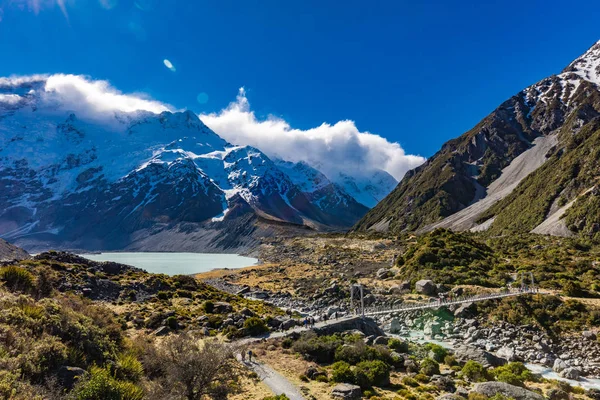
[{"left": 1, "top": 0, "right": 599, "bottom": 163}]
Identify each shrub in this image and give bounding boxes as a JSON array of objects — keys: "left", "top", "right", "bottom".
[
  {"left": 419, "top": 358, "right": 440, "bottom": 376},
  {"left": 243, "top": 317, "right": 268, "bottom": 336},
  {"left": 262, "top": 395, "right": 290, "bottom": 400},
  {"left": 424, "top": 343, "right": 448, "bottom": 362},
  {"left": 444, "top": 354, "right": 457, "bottom": 366},
  {"left": 71, "top": 366, "right": 144, "bottom": 400},
  {"left": 491, "top": 362, "right": 532, "bottom": 386},
  {"left": 315, "top": 374, "right": 328, "bottom": 383},
  {"left": 468, "top": 393, "right": 488, "bottom": 400},
  {"left": 113, "top": 353, "right": 144, "bottom": 383},
  {"left": 402, "top": 376, "right": 420, "bottom": 387},
  {"left": 203, "top": 300, "right": 215, "bottom": 314},
  {"left": 461, "top": 360, "right": 487, "bottom": 382},
  {"left": 156, "top": 291, "right": 171, "bottom": 300},
  {"left": 414, "top": 374, "right": 430, "bottom": 383},
  {"left": 0, "top": 266, "right": 34, "bottom": 292},
  {"left": 388, "top": 338, "right": 409, "bottom": 353},
  {"left": 292, "top": 332, "right": 342, "bottom": 363},
  {"left": 281, "top": 338, "right": 293, "bottom": 349},
  {"left": 397, "top": 389, "right": 418, "bottom": 400},
  {"left": 166, "top": 316, "right": 178, "bottom": 330},
  {"left": 354, "top": 360, "right": 390, "bottom": 388},
  {"left": 331, "top": 361, "right": 354, "bottom": 383},
  {"left": 335, "top": 342, "right": 370, "bottom": 365}
]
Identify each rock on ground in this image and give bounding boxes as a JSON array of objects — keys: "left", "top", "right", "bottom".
[
  {"left": 415, "top": 279, "right": 437, "bottom": 295},
  {"left": 472, "top": 382, "right": 544, "bottom": 400},
  {"left": 454, "top": 345, "right": 507, "bottom": 368},
  {"left": 331, "top": 383, "right": 362, "bottom": 400}
]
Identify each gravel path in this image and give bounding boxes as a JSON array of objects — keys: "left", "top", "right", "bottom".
[{"left": 238, "top": 356, "right": 306, "bottom": 400}]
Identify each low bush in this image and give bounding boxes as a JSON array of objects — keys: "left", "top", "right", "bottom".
[
  {"left": 424, "top": 343, "right": 448, "bottom": 362},
  {"left": 70, "top": 366, "right": 144, "bottom": 400},
  {"left": 243, "top": 317, "right": 268, "bottom": 336},
  {"left": 354, "top": 360, "right": 390, "bottom": 389},
  {"left": 292, "top": 332, "right": 342, "bottom": 363},
  {"left": 388, "top": 338, "right": 409, "bottom": 353},
  {"left": 203, "top": 300, "right": 215, "bottom": 313},
  {"left": 331, "top": 361, "right": 354, "bottom": 383},
  {"left": 281, "top": 338, "right": 293, "bottom": 349},
  {"left": 0, "top": 266, "right": 34, "bottom": 292},
  {"left": 419, "top": 358, "right": 440, "bottom": 376},
  {"left": 490, "top": 362, "right": 533, "bottom": 386},
  {"left": 461, "top": 360, "right": 488, "bottom": 382},
  {"left": 444, "top": 354, "right": 457, "bottom": 366}
]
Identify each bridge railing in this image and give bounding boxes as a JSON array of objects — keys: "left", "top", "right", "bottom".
[{"left": 360, "top": 288, "right": 537, "bottom": 316}]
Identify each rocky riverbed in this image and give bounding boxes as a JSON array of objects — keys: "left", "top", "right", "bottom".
[{"left": 379, "top": 304, "right": 600, "bottom": 379}]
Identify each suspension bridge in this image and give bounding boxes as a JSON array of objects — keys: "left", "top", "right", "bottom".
[{"left": 350, "top": 272, "right": 544, "bottom": 317}]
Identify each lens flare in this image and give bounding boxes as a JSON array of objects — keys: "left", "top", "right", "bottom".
[{"left": 163, "top": 59, "right": 176, "bottom": 72}]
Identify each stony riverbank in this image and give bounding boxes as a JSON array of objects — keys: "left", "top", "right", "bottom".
[{"left": 379, "top": 305, "right": 600, "bottom": 379}]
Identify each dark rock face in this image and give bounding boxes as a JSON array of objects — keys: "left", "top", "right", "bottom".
[
  {"left": 0, "top": 239, "right": 29, "bottom": 262},
  {"left": 472, "top": 382, "right": 544, "bottom": 400},
  {"left": 57, "top": 366, "right": 86, "bottom": 389}
]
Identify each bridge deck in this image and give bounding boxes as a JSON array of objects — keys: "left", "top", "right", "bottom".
[{"left": 362, "top": 289, "right": 539, "bottom": 316}]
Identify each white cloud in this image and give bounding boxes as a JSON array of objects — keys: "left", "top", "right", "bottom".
[
  {"left": 0, "top": 74, "right": 172, "bottom": 123},
  {"left": 200, "top": 88, "right": 425, "bottom": 180},
  {"left": 43, "top": 74, "right": 171, "bottom": 115}
]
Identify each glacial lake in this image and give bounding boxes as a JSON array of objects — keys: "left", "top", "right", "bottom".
[{"left": 81, "top": 252, "right": 258, "bottom": 276}]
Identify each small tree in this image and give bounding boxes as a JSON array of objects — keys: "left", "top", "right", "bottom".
[{"left": 161, "top": 333, "right": 241, "bottom": 400}]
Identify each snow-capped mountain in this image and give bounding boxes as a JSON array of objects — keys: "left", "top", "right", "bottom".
[{"left": 0, "top": 77, "right": 391, "bottom": 252}]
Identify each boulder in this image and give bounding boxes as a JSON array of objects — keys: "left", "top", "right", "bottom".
[
  {"left": 404, "top": 359, "right": 419, "bottom": 373},
  {"left": 553, "top": 358, "right": 568, "bottom": 373},
  {"left": 496, "top": 345, "right": 518, "bottom": 362},
  {"left": 546, "top": 389, "right": 569, "bottom": 400},
  {"left": 376, "top": 268, "right": 392, "bottom": 279},
  {"left": 587, "top": 389, "right": 600, "bottom": 400},
  {"left": 437, "top": 395, "right": 464, "bottom": 400},
  {"left": 236, "top": 286, "right": 250, "bottom": 295},
  {"left": 248, "top": 291, "right": 269, "bottom": 300},
  {"left": 281, "top": 319, "right": 297, "bottom": 330},
  {"left": 583, "top": 331, "right": 597, "bottom": 341},
  {"left": 373, "top": 336, "right": 389, "bottom": 346},
  {"left": 213, "top": 302, "right": 233, "bottom": 313},
  {"left": 390, "top": 318, "right": 402, "bottom": 334},
  {"left": 415, "top": 280, "right": 437, "bottom": 296},
  {"left": 454, "top": 345, "right": 507, "bottom": 368},
  {"left": 152, "top": 326, "right": 170, "bottom": 336},
  {"left": 559, "top": 367, "right": 581, "bottom": 380},
  {"left": 331, "top": 383, "right": 362, "bottom": 400},
  {"left": 430, "top": 375, "right": 455, "bottom": 392},
  {"left": 472, "top": 382, "right": 544, "bottom": 400},
  {"left": 305, "top": 365, "right": 326, "bottom": 380},
  {"left": 57, "top": 366, "right": 86, "bottom": 389},
  {"left": 239, "top": 307, "right": 255, "bottom": 317},
  {"left": 454, "top": 302, "right": 476, "bottom": 318}
]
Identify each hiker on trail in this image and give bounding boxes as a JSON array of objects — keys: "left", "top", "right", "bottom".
[
  {"left": 248, "top": 350, "right": 253, "bottom": 363},
  {"left": 241, "top": 350, "right": 246, "bottom": 362}
]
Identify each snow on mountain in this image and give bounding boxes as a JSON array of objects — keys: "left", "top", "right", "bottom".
[
  {"left": 332, "top": 169, "right": 398, "bottom": 208},
  {"left": 0, "top": 76, "right": 388, "bottom": 251}
]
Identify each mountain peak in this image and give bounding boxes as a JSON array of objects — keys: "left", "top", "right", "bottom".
[{"left": 562, "top": 40, "right": 600, "bottom": 85}]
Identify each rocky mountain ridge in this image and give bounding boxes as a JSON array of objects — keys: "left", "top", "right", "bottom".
[
  {"left": 0, "top": 79, "right": 395, "bottom": 252},
  {"left": 354, "top": 40, "right": 600, "bottom": 238}
]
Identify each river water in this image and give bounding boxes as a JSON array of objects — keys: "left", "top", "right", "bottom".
[
  {"left": 392, "top": 331, "right": 600, "bottom": 390},
  {"left": 81, "top": 252, "right": 258, "bottom": 276}
]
